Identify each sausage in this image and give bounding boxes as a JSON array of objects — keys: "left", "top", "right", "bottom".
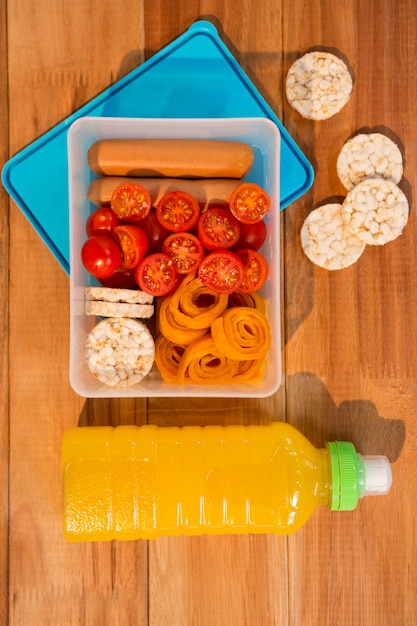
[
  {"left": 87, "top": 139, "right": 254, "bottom": 178},
  {"left": 87, "top": 177, "right": 242, "bottom": 209}
]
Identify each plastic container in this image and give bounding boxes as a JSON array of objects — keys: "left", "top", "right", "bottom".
[
  {"left": 62, "top": 422, "right": 392, "bottom": 542},
  {"left": 68, "top": 116, "right": 282, "bottom": 399},
  {"left": 1, "top": 20, "right": 313, "bottom": 275}
]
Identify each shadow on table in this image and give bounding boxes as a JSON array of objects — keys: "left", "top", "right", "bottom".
[{"left": 285, "top": 371, "right": 405, "bottom": 462}]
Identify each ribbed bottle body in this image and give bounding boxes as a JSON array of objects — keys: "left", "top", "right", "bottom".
[{"left": 62, "top": 423, "right": 330, "bottom": 541}]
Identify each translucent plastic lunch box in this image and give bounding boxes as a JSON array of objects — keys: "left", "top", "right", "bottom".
[{"left": 68, "top": 116, "right": 282, "bottom": 398}]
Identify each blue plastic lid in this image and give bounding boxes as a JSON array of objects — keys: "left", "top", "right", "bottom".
[{"left": 1, "top": 20, "right": 314, "bottom": 275}]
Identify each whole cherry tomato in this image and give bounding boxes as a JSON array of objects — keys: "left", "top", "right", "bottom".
[
  {"left": 111, "top": 183, "right": 152, "bottom": 222},
  {"left": 98, "top": 267, "right": 137, "bottom": 289},
  {"left": 86, "top": 207, "right": 122, "bottom": 237},
  {"left": 198, "top": 250, "right": 244, "bottom": 294},
  {"left": 197, "top": 207, "right": 241, "bottom": 251},
  {"left": 81, "top": 235, "right": 122, "bottom": 278},
  {"left": 139, "top": 210, "right": 170, "bottom": 253},
  {"left": 233, "top": 220, "right": 267, "bottom": 251},
  {"left": 112, "top": 225, "right": 149, "bottom": 269}
]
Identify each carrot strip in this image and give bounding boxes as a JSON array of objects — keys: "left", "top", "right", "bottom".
[
  {"left": 177, "top": 335, "right": 239, "bottom": 384},
  {"left": 154, "top": 335, "right": 187, "bottom": 382},
  {"left": 232, "top": 358, "right": 266, "bottom": 382},
  {"left": 211, "top": 307, "right": 270, "bottom": 360},
  {"left": 168, "top": 273, "right": 228, "bottom": 330},
  {"left": 158, "top": 297, "right": 206, "bottom": 345},
  {"left": 228, "top": 291, "right": 267, "bottom": 313}
]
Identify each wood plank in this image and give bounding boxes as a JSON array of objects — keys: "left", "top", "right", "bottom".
[
  {"left": 282, "top": 0, "right": 417, "bottom": 624},
  {"left": 7, "top": 1, "right": 148, "bottom": 624},
  {"left": 149, "top": 535, "right": 287, "bottom": 626},
  {"left": 143, "top": 4, "right": 288, "bottom": 625},
  {"left": 0, "top": 0, "right": 9, "bottom": 621}
]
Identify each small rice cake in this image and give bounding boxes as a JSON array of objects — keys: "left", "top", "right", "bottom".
[
  {"left": 85, "top": 286, "right": 153, "bottom": 305},
  {"left": 286, "top": 51, "right": 353, "bottom": 120},
  {"left": 336, "top": 132, "right": 403, "bottom": 190},
  {"left": 85, "top": 300, "right": 154, "bottom": 319},
  {"left": 341, "top": 178, "right": 409, "bottom": 245},
  {"left": 85, "top": 317, "right": 155, "bottom": 387},
  {"left": 300, "top": 203, "right": 366, "bottom": 270}
]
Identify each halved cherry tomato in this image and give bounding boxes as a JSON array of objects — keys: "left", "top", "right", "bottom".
[
  {"left": 135, "top": 252, "right": 177, "bottom": 297},
  {"left": 86, "top": 207, "right": 122, "bottom": 237},
  {"left": 164, "top": 271, "right": 184, "bottom": 296},
  {"left": 98, "top": 267, "right": 137, "bottom": 289},
  {"left": 233, "top": 219, "right": 267, "bottom": 251},
  {"left": 156, "top": 191, "right": 200, "bottom": 232},
  {"left": 229, "top": 183, "right": 271, "bottom": 224},
  {"left": 197, "top": 207, "right": 241, "bottom": 251},
  {"left": 198, "top": 250, "right": 244, "bottom": 294},
  {"left": 112, "top": 225, "right": 149, "bottom": 269},
  {"left": 162, "top": 232, "right": 204, "bottom": 274},
  {"left": 111, "top": 183, "right": 152, "bottom": 222},
  {"left": 139, "top": 210, "right": 170, "bottom": 253},
  {"left": 81, "top": 235, "right": 122, "bottom": 278},
  {"left": 235, "top": 248, "right": 269, "bottom": 293}
]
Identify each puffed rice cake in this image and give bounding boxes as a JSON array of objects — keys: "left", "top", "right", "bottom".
[
  {"left": 85, "top": 300, "right": 154, "bottom": 319},
  {"left": 341, "top": 178, "right": 409, "bottom": 245},
  {"left": 336, "top": 132, "right": 403, "bottom": 190},
  {"left": 300, "top": 203, "right": 366, "bottom": 270},
  {"left": 286, "top": 50, "right": 353, "bottom": 120},
  {"left": 85, "top": 286, "right": 154, "bottom": 304},
  {"left": 85, "top": 317, "right": 155, "bottom": 387},
  {"left": 85, "top": 286, "right": 154, "bottom": 318}
]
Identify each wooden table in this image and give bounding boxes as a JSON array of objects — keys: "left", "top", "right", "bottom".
[{"left": 1, "top": 1, "right": 416, "bottom": 624}]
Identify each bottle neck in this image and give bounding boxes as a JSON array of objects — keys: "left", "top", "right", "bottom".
[
  {"left": 325, "top": 441, "right": 392, "bottom": 511},
  {"left": 318, "top": 449, "right": 333, "bottom": 507},
  {"left": 326, "top": 441, "right": 361, "bottom": 510}
]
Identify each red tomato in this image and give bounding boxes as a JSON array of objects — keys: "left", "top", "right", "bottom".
[
  {"left": 164, "top": 271, "right": 184, "bottom": 296},
  {"left": 111, "top": 183, "right": 152, "bottom": 222},
  {"left": 198, "top": 250, "right": 244, "bottom": 294},
  {"left": 112, "top": 225, "right": 149, "bottom": 269},
  {"left": 156, "top": 191, "right": 200, "bottom": 232},
  {"left": 135, "top": 253, "right": 177, "bottom": 297},
  {"left": 98, "top": 267, "right": 137, "bottom": 289},
  {"left": 229, "top": 183, "right": 271, "bottom": 224},
  {"left": 234, "top": 220, "right": 267, "bottom": 251},
  {"left": 139, "top": 210, "right": 170, "bottom": 253},
  {"left": 197, "top": 207, "right": 241, "bottom": 251},
  {"left": 86, "top": 207, "right": 122, "bottom": 237},
  {"left": 162, "top": 232, "right": 204, "bottom": 274},
  {"left": 235, "top": 248, "right": 269, "bottom": 293},
  {"left": 81, "top": 235, "right": 122, "bottom": 278}
]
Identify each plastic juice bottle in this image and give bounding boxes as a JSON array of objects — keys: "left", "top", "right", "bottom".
[{"left": 62, "top": 422, "right": 392, "bottom": 542}]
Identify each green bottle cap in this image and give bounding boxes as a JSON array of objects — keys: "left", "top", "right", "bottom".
[{"left": 327, "top": 441, "right": 360, "bottom": 511}]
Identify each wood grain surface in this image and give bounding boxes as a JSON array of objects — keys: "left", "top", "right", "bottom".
[{"left": 1, "top": 0, "right": 416, "bottom": 624}]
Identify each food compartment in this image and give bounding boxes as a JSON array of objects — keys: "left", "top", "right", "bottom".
[{"left": 68, "top": 116, "right": 281, "bottom": 398}]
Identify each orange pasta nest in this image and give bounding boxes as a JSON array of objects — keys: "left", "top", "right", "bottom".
[{"left": 155, "top": 272, "right": 270, "bottom": 384}]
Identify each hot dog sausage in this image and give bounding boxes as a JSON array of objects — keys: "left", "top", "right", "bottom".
[
  {"left": 87, "top": 139, "right": 254, "bottom": 178},
  {"left": 87, "top": 177, "right": 243, "bottom": 209}
]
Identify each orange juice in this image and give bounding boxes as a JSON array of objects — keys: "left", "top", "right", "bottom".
[{"left": 62, "top": 423, "right": 392, "bottom": 541}]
